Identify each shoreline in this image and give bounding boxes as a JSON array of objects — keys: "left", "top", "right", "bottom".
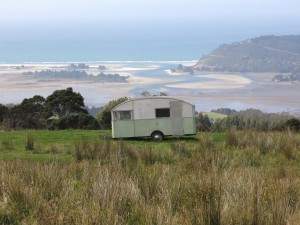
[{"left": 0, "top": 60, "right": 199, "bottom": 66}]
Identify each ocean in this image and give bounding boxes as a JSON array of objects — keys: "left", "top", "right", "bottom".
[
  {"left": 0, "top": 39, "right": 211, "bottom": 63},
  {"left": 1, "top": 18, "right": 299, "bottom": 63},
  {"left": 0, "top": 23, "right": 252, "bottom": 63}
]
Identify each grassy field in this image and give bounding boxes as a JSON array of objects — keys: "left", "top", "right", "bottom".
[
  {"left": 1, "top": 129, "right": 300, "bottom": 224},
  {"left": 0, "top": 130, "right": 224, "bottom": 160},
  {"left": 0, "top": 130, "right": 111, "bottom": 161}
]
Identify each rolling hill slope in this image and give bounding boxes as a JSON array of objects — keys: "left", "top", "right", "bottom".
[{"left": 193, "top": 35, "right": 300, "bottom": 73}]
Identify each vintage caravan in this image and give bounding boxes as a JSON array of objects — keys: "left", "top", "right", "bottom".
[{"left": 111, "top": 97, "right": 196, "bottom": 140}]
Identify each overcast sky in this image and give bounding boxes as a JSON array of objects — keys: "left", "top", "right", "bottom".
[
  {"left": 1, "top": 0, "right": 300, "bottom": 62},
  {"left": 1, "top": 0, "right": 299, "bottom": 28}
]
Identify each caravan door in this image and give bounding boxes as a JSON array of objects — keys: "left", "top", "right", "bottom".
[{"left": 170, "top": 100, "right": 184, "bottom": 135}]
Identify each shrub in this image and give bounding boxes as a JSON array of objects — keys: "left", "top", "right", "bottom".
[
  {"left": 284, "top": 118, "right": 300, "bottom": 132},
  {"left": 49, "top": 113, "right": 99, "bottom": 130}
]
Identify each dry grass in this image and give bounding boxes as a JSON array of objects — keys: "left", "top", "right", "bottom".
[{"left": 1, "top": 130, "right": 300, "bottom": 224}]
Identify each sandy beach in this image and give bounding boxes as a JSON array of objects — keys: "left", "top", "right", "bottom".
[{"left": 0, "top": 62, "right": 300, "bottom": 114}]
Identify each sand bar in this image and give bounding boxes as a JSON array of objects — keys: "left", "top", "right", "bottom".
[{"left": 166, "top": 74, "right": 252, "bottom": 89}]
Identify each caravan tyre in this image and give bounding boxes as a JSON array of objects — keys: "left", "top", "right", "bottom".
[{"left": 151, "top": 131, "right": 164, "bottom": 141}]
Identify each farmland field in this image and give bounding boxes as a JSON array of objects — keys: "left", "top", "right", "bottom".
[{"left": 1, "top": 129, "right": 300, "bottom": 224}]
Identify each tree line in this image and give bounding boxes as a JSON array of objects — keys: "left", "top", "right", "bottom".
[
  {"left": 196, "top": 108, "right": 300, "bottom": 132},
  {"left": 1, "top": 89, "right": 299, "bottom": 132},
  {"left": 0, "top": 88, "right": 110, "bottom": 130},
  {"left": 24, "top": 70, "right": 129, "bottom": 82}
]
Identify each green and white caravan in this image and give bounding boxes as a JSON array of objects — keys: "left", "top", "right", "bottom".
[{"left": 111, "top": 97, "right": 196, "bottom": 140}]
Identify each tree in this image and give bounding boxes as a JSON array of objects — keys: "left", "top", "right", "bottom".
[
  {"left": 18, "top": 95, "right": 46, "bottom": 129},
  {"left": 0, "top": 104, "right": 8, "bottom": 123},
  {"left": 2, "top": 96, "right": 46, "bottom": 130},
  {"left": 85, "top": 106, "right": 103, "bottom": 117},
  {"left": 48, "top": 113, "right": 99, "bottom": 130},
  {"left": 211, "top": 108, "right": 237, "bottom": 116},
  {"left": 159, "top": 92, "right": 168, "bottom": 96},
  {"left": 140, "top": 91, "right": 151, "bottom": 97},
  {"left": 209, "top": 109, "right": 292, "bottom": 132},
  {"left": 3, "top": 105, "right": 20, "bottom": 130},
  {"left": 284, "top": 118, "right": 300, "bottom": 132},
  {"left": 96, "top": 97, "right": 129, "bottom": 129},
  {"left": 196, "top": 113, "right": 211, "bottom": 132},
  {"left": 44, "top": 87, "right": 87, "bottom": 119}
]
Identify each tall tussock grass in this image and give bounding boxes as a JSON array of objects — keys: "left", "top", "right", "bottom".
[
  {"left": 25, "top": 134, "right": 35, "bottom": 151},
  {"left": 1, "top": 130, "right": 300, "bottom": 224},
  {"left": 225, "top": 129, "right": 300, "bottom": 160}
]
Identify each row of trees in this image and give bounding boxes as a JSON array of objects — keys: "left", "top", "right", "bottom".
[
  {"left": 196, "top": 108, "right": 300, "bottom": 132},
  {"left": 24, "top": 70, "right": 128, "bottom": 82},
  {"left": 1, "top": 89, "right": 299, "bottom": 132}
]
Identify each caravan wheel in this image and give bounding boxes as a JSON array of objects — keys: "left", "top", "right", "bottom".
[{"left": 151, "top": 131, "right": 164, "bottom": 141}]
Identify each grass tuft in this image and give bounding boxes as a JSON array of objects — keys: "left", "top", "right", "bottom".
[{"left": 25, "top": 134, "right": 35, "bottom": 151}]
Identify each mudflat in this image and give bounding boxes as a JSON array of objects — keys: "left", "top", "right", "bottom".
[{"left": 0, "top": 63, "right": 299, "bottom": 114}]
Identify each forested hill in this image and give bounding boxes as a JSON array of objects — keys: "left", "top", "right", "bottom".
[{"left": 193, "top": 35, "right": 300, "bottom": 73}]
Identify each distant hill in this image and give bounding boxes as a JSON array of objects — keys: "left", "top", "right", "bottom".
[
  {"left": 202, "top": 112, "right": 227, "bottom": 123},
  {"left": 193, "top": 35, "right": 300, "bottom": 73}
]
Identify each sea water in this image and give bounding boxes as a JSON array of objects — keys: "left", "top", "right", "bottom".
[{"left": 0, "top": 23, "right": 249, "bottom": 63}]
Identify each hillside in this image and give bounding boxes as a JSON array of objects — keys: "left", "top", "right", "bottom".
[{"left": 193, "top": 35, "right": 300, "bottom": 73}]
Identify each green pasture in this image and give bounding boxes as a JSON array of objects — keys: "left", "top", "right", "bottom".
[
  {"left": 0, "top": 130, "right": 224, "bottom": 161},
  {"left": 0, "top": 130, "right": 108, "bottom": 161}
]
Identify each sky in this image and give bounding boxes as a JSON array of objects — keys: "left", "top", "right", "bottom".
[
  {"left": 1, "top": 0, "right": 300, "bottom": 61},
  {"left": 1, "top": 0, "right": 299, "bottom": 25},
  {"left": 1, "top": 0, "right": 299, "bottom": 38}
]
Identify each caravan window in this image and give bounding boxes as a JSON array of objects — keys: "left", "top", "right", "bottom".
[
  {"left": 113, "top": 110, "right": 132, "bottom": 120},
  {"left": 120, "top": 111, "right": 132, "bottom": 120},
  {"left": 155, "top": 108, "right": 170, "bottom": 118}
]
